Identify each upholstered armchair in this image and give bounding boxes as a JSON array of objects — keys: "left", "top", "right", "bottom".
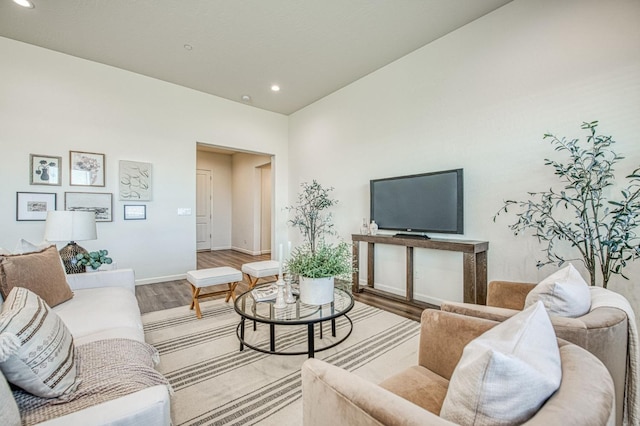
[
  {"left": 441, "top": 280, "right": 630, "bottom": 426},
  {"left": 301, "top": 309, "right": 614, "bottom": 426}
]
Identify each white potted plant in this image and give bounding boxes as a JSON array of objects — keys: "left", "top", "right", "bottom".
[{"left": 286, "top": 181, "right": 352, "bottom": 304}]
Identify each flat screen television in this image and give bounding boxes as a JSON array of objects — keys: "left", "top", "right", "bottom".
[{"left": 370, "top": 168, "right": 463, "bottom": 236}]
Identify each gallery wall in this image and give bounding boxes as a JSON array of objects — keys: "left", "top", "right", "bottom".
[
  {"left": 288, "top": 0, "right": 640, "bottom": 310},
  {"left": 0, "top": 37, "right": 289, "bottom": 283}
]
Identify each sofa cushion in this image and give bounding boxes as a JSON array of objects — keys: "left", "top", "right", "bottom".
[
  {"left": 379, "top": 365, "right": 448, "bottom": 415},
  {"left": 52, "top": 287, "right": 143, "bottom": 343},
  {"left": 0, "top": 245, "right": 73, "bottom": 308},
  {"left": 0, "top": 287, "right": 79, "bottom": 398},
  {"left": 440, "top": 301, "right": 561, "bottom": 425},
  {"left": 0, "top": 371, "right": 20, "bottom": 426},
  {"left": 525, "top": 263, "right": 591, "bottom": 317}
]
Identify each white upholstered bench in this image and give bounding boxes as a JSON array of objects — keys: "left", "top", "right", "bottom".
[
  {"left": 186, "top": 267, "right": 242, "bottom": 319},
  {"left": 241, "top": 260, "right": 281, "bottom": 289}
]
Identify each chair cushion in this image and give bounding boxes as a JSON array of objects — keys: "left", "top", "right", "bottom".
[
  {"left": 379, "top": 365, "right": 448, "bottom": 415},
  {"left": 0, "top": 287, "right": 79, "bottom": 398},
  {"left": 440, "top": 301, "right": 561, "bottom": 425},
  {"left": 187, "top": 267, "right": 242, "bottom": 288},
  {"left": 525, "top": 263, "right": 591, "bottom": 317},
  {"left": 0, "top": 245, "right": 73, "bottom": 307},
  {"left": 241, "top": 260, "right": 280, "bottom": 278},
  {"left": 0, "top": 371, "right": 20, "bottom": 426}
]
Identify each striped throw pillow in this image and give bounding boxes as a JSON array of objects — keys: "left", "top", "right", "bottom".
[{"left": 0, "top": 287, "right": 79, "bottom": 398}]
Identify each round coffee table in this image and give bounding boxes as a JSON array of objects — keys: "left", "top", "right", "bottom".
[{"left": 233, "top": 285, "right": 354, "bottom": 358}]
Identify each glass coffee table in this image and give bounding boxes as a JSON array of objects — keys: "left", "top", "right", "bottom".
[{"left": 233, "top": 285, "right": 354, "bottom": 358}]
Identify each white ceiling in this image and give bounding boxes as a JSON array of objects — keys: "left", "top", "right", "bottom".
[{"left": 0, "top": 0, "right": 512, "bottom": 115}]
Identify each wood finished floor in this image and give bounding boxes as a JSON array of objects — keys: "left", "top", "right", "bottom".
[{"left": 135, "top": 249, "right": 424, "bottom": 321}]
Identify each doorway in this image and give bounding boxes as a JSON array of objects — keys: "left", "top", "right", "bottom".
[{"left": 196, "top": 144, "right": 273, "bottom": 256}]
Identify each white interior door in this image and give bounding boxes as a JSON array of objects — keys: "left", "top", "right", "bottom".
[
  {"left": 260, "top": 165, "right": 272, "bottom": 253},
  {"left": 196, "top": 169, "right": 212, "bottom": 251}
]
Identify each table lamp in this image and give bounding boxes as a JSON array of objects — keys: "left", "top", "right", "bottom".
[{"left": 44, "top": 210, "right": 97, "bottom": 274}]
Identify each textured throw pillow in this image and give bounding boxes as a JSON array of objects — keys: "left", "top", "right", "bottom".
[
  {"left": 0, "top": 287, "right": 79, "bottom": 398},
  {"left": 525, "top": 263, "right": 591, "bottom": 317},
  {"left": 0, "top": 245, "right": 73, "bottom": 307},
  {"left": 440, "top": 301, "right": 561, "bottom": 425},
  {"left": 13, "top": 239, "right": 50, "bottom": 255}
]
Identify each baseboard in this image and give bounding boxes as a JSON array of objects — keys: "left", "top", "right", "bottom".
[
  {"left": 365, "top": 281, "right": 443, "bottom": 307},
  {"left": 231, "top": 246, "right": 262, "bottom": 256},
  {"left": 136, "top": 273, "right": 186, "bottom": 286}
]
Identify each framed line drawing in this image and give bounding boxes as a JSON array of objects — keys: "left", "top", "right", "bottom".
[
  {"left": 124, "top": 205, "right": 146, "bottom": 220},
  {"left": 65, "top": 192, "right": 113, "bottom": 222},
  {"left": 30, "top": 154, "right": 62, "bottom": 186},
  {"left": 69, "top": 151, "right": 105, "bottom": 186},
  {"left": 16, "top": 192, "right": 57, "bottom": 221},
  {"left": 119, "top": 160, "right": 152, "bottom": 201}
]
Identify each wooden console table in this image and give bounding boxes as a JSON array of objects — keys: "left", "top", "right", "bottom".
[{"left": 351, "top": 234, "right": 489, "bottom": 306}]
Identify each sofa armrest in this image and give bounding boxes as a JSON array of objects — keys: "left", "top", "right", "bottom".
[
  {"left": 441, "top": 301, "right": 520, "bottom": 322},
  {"left": 487, "top": 280, "right": 536, "bottom": 309},
  {"left": 66, "top": 269, "right": 135, "bottom": 294},
  {"left": 418, "top": 310, "right": 497, "bottom": 380},
  {"left": 302, "top": 358, "right": 456, "bottom": 426}
]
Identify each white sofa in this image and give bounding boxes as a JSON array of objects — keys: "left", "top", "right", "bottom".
[{"left": 1, "top": 269, "right": 171, "bottom": 426}]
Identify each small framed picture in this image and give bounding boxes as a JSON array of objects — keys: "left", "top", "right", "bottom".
[
  {"left": 124, "top": 205, "right": 146, "bottom": 220},
  {"left": 16, "top": 192, "right": 57, "bottom": 221},
  {"left": 69, "top": 151, "right": 105, "bottom": 187},
  {"left": 65, "top": 192, "right": 113, "bottom": 222},
  {"left": 30, "top": 154, "right": 62, "bottom": 186}
]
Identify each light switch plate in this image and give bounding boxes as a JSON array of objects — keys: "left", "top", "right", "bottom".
[{"left": 177, "top": 208, "right": 192, "bottom": 216}]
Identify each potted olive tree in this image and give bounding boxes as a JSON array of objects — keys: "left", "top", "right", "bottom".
[
  {"left": 286, "top": 181, "right": 352, "bottom": 304},
  {"left": 495, "top": 121, "right": 640, "bottom": 288}
]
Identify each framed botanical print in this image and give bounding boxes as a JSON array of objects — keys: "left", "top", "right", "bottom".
[
  {"left": 65, "top": 192, "right": 113, "bottom": 222},
  {"left": 69, "top": 151, "right": 105, "bottom": 186},
  {"left": 30, "top": 154, "right": 61, "bottom": 186},
  {"left": 16, "top": 192, "right": 57, "bottom": 221}
]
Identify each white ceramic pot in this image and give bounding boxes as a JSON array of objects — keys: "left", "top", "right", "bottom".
[{"left": 299, "top": 276, "right": 335, "bottom": 305}]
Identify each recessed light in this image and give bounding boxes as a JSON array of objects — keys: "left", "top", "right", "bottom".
[
  {"left": 271, "top": 85, "right": 280, "bottom": 92},
  {"left": 183, "top": 44, "right": 193, "bottom": 51},
  {"left": 241, "top": 95, "right": 251, "bottom": 102},
  {"left": 13, "top": 0, "right": 35, "bottom": 8}
]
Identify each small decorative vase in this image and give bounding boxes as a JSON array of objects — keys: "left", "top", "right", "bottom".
[
  {"left": 369, "top": 220, "right": 378, "bottom": 235},
  {"left": 360, "top": 218, "right": 369, "bottom": 235},
  {"left": 273, "top": 279, "right": 287, "bottom": 308},
  {"left": 299, "top": 276, "right": 334, "bottom": 305},
  {"left": 284, "top": 274, "right": 296, "bottom": 304}
]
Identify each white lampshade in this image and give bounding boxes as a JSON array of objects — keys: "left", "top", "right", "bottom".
[{"left": 44, "top": 211, "right": 97, "bottom": 242}]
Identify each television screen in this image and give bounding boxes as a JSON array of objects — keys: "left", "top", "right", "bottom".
[{"left": 370, "top": 169, "right": 463, "bottom": 235}]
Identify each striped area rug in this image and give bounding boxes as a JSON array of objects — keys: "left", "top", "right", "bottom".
[{"left": 143, "top": 298, "right": 420, "bottom": 426}]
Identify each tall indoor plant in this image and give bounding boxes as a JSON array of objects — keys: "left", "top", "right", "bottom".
[
  {"left": 286, "top": 180, "right": 352, "bottom": 304},
  {"left": 494, "top": 121, "right": 640, "bottom": 288}
]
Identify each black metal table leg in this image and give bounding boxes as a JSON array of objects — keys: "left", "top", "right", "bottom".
[
  {"left": 240, "top": 317, "right": 245, "bottom": 351},
  {"left": 270, "top": 324, "right": 275, "bottom": 352},
  {"left": 307, "top": 323, "right": 315, "bottom": 358},
  {"left": 331, "top": 318, "right": 336, "bottom": 337}
]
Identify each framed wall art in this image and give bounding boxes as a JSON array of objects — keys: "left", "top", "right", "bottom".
[
  {"left": 16, "top": 192, "right": 57, "bottom": 221},
  {"left": 69, "top": 151, "right": 105, "bottom": 186},
  {"left": 30, "top": 154, "right": 62, "bottom": 186},
  {"left": 119, "top": 160, "right": 152, "bottom": 201},
  {"left": 124, "top": 205, "right": 146, "bottom": 220},
  {"left": 65, "top": 192, "right": 113, "bottom": 222}
]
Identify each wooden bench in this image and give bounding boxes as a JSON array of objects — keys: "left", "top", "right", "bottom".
[{"left": 187, "top": 267, "right": 242, "bottom": 318}]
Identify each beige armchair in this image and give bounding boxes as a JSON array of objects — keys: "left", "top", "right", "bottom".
[
  {"left": 302, "top": 309, "right": 614, "bottom": 426},
  {"left": 441, "top": 280, "right": 629, "bottom": 425}
]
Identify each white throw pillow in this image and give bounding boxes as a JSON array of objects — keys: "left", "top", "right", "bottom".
[
  {"left": 525, "top": 263, "right": 591, "bottom": 317},
  {"left": 0, "top": 287, "right": 79, "bottom": 398},
  {"left": 13, "top": 239, "right": 50, "bottom": 255},
  {"left": 440, "top": 301, "right": 561, "bottom": 426},
  {"left": 0, "top": 371, "right": 20, "bottom": 426}
]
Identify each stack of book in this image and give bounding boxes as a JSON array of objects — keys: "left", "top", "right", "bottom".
[{"left": 251, "top": 285, "right": 278, "bottom": 302}]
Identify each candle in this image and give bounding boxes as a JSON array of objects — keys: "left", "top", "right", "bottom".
[
  {"left": 287, "top": 241, "right": 292, "bottom": 260},
  {"left": 278, "top": 244, "right": 283, "bottom": 278}
]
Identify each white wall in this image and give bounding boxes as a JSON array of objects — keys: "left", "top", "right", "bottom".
[
  {"left": 0, "top": 37, "right": 289, "bottom": 283},
  {"left": 231, "top": 153, "right": 272, "bottom": 255},
  {"left": 289, "top": 0, "right": 640, "bottom": 310},
  {"left": 196, "top": 151, "right": 232, "bottom": 250}
]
